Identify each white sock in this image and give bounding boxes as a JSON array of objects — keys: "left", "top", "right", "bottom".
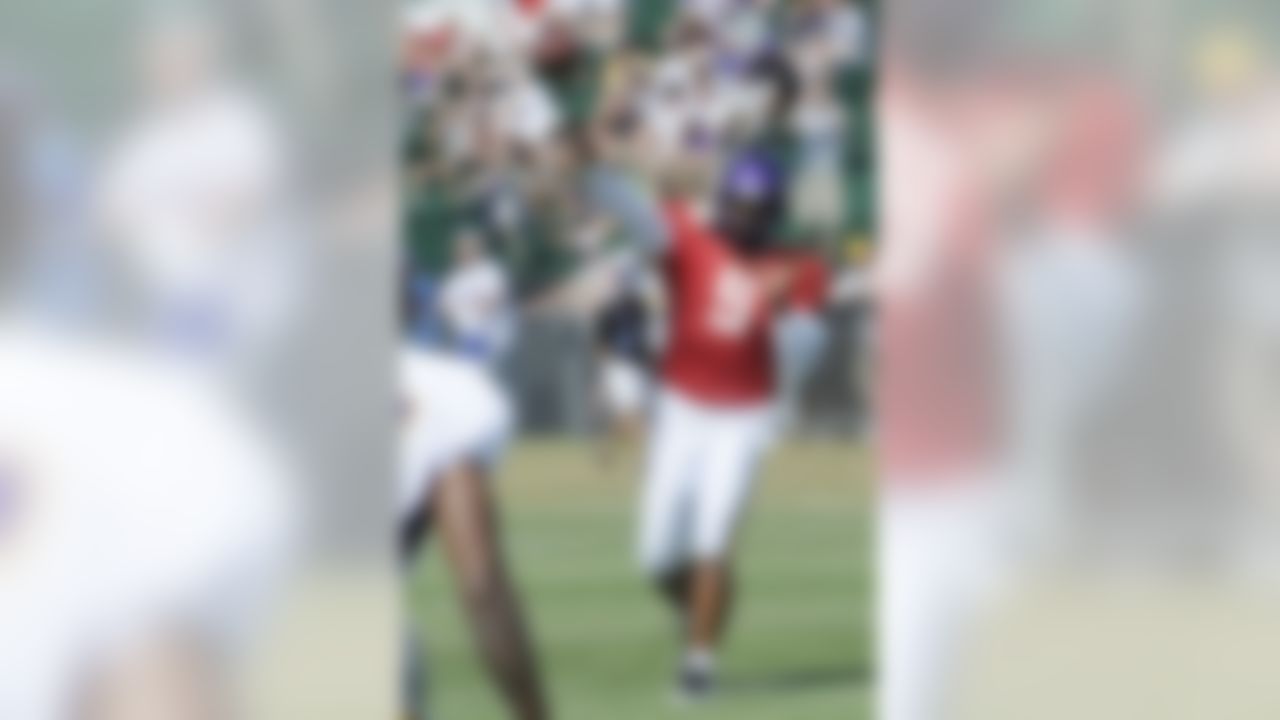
[{"left": 684, "top": 648, "right": 715, "bottom": 674}]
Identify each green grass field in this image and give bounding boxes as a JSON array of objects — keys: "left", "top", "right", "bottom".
[{"left": 407, "top": 439, "right": 873, "bottom": 720}]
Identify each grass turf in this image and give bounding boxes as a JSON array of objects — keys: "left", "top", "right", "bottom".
[{"left": 407, "top": 438, "right": 873, "bottom": 720}]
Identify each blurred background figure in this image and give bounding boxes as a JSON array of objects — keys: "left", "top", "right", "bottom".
[
  {"left": 881, "top": 1, "right": 1280, "bottom": 718},
  {"left": 438, "top": 228, "right": 517, "bottom": 367},
  {"left": 0, "top": 71, "right": 94, "bottom": 325},
  {"left": 97, "top": 11, "right": 302, "bottom": 376},
  {"left": 0, "top": 22, "right": 299, "bottom": 716},
  {"left": 876, "top": 44, "right": 1007, "bottom": 720},
  {"left": 2, "top": 0, "right": 399, "bottom": 717},
  {"left": 591, "top": 263, "right": 659, "bottom": 465}
]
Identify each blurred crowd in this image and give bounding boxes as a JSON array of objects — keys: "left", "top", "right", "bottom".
[{"left": 400, "top": 0, "right": 875, "bottom": 350}]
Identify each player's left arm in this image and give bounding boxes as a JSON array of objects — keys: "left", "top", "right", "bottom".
[{"left": 773, "top": 257, "right": 832, "bottom": 399}]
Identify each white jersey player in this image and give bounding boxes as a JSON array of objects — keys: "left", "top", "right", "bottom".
[
  {"left": 398, "top": 349, "right": 513, "bottom": 525},
  {"left": 96, "top": 16, "right": 301, "bottom": 372},
  {"left": 436, "top": 233, "right": 517, "bottom": 368},
  {"left": 0, "top": 320, "right": 295, "bottom": 720},
  {"left": 398, "top": 347, "right": 548, "bottom": 720}
]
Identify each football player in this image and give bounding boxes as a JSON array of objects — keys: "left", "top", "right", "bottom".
[
  {"left": 589, "top": 149, "right": 830, "bottom": 700},
  {"left": 399, "top": 347, "right": 548, "bottom": 720},
  {"left": 592, "top": 265, "right": 659, "bottom": 464},
  {"left": 0, "top": 322, "right": 296, "bottom": 720}
]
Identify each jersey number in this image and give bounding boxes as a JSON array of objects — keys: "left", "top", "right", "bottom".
[{"left": 706, "top": 266, "right": 759, "bottom": 340}]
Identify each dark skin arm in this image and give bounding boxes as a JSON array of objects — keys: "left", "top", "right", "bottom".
[{"left": 432, "top": 462, "right": 550, "bottom": 720}]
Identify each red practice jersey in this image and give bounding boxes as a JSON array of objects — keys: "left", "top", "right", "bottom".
[{"left": 660, "top": 202, "right": 828, "bottom": 406}]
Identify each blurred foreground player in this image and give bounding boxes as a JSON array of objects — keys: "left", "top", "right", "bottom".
[
  {"left": 591, "top": 151, "right": 830, "bottom": 700},
  {"left": 0, "top": 88, "right": 295, "bottom": 718},
  {"left": 876, "top": 70, "right": 1015, "bottom": 720},
  {"left": 399, "top": 348, "right": 548, "bottom": 720},
  {"left": 97, "top": 13, "right": 302, "bottom": 374},
  {"left": 0, "top": 322, "right": 295, "bottom": 720}
]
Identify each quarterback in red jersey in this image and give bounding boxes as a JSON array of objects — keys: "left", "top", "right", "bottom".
[
  {"left": 593, "top": 151, "right": 830, "bottom": 700},
  {"left": 660, "top": 201, "right": 829, "bottom": 404}
]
